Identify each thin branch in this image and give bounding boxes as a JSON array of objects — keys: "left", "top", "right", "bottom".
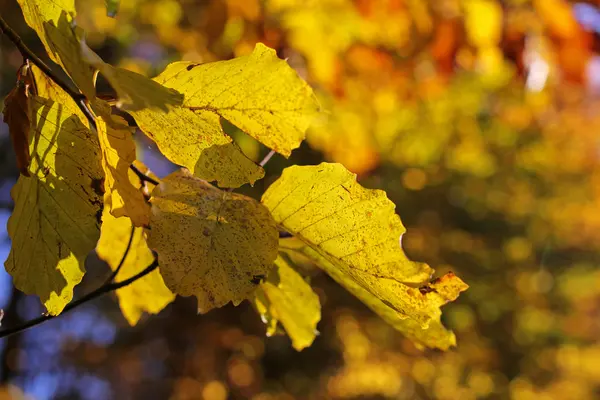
[
  {"left": 103, "top": 223, "right": 136, "bottom": 285},
  {"left": 0, "top": 258, "right": 159, "bottom": 339},
  {"left": 130, "top": 163, "right": 160, "bottom": 186}
]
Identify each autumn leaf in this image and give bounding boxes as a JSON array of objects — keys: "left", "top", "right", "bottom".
[
  {"left": 97, "top": 212, "right": 175, "bottom": 326},
  {"left": 129, "top": 43, "right": 317, "bottom": 187},
  {"left": 253, "top": 255, "right": 321, "bottom": 351},
  {"left": 2, "top": 64, "right": 35, "bottom": 177},
  {"left": 151, "top": 43, "right": 318, "bottom": 156},
  {"left": 92, "top": 100, "right": 150, "bottom": 226},
  {"left": 5, "top": 65, "right": 104, "bottom": 315},
  {"left": 129, "top": 103, "right": 263, "bottom": 188},
  {"left": 262, "top": 163, "right": 468, "bottom": 350},
  {"left": 16, "top": 2, "right": 96, "bottom": 99},
  {"left": 148, "top": 169, "right": 279, "bottom": 313}
]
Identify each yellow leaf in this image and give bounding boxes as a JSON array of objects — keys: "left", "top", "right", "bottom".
[
  {"left": 5, "top": 66, "right": 104, "bottom": 315},
  {"left": 129, "top": 105, "right": 264, "bottom": 188},
  {"left": 148, "top": 169, "right": 279, "bottom": 313},
  {"left": 97, "top": 212, "right": 175, "bottom": 326},
  {"left": 148, "top": 43, "right": 319, "bottom": 157},
  {"left": 262, "top": 163, "right": 468, "bottom": 350},
  {"left": 253, "top": 256, "right": 321, "bottom": 351},
  {"left": 80, "top": 42, "right": 184, "bottom": 112},
  {"left": 16, "top": 2, "right": 96, "bottom": 99},
  {"left": 92, "top": 100, "right": 150, "bottom": 226}
]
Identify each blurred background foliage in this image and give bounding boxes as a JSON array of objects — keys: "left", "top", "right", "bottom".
[{"left": 1, "top": 0, "right": 600, "bottom": 399}]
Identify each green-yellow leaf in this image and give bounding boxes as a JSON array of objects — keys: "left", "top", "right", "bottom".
[
  {"left": 253, "top": 256, "right": 321, "bottom": 351},
  {"left": 93, "top": 100, "right": 150, "bottom": 226},
  {"left": 97, "top": 212, "right": 175, "bottom": 326},
  {"left": 148, "top": 169, "right": 279, "bottom": 313},
  {"left": 129, "top": 106, "right": 264, "bottom": 188},
  {"left": 151, "top": 43, "right": 319, "bottom": 157},
  {"left": 16, "top": 2, "right": 96, "bottom": 99},
  {"left": 262, "top": 163, "right": 468, "bottom": 350},
  {"left": 5, "top": 66, "right": 103, "bottom": 315}
]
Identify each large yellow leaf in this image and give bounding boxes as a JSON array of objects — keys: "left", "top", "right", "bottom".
[
  {"left": 253, "top": 256, "right": 321, "bottom": 351},
  {"left": 97, "top": 212, "right": 175, "bottom": 326},
  {"left": 5, "top": 66, "right": 104, "bottom": 315},
  {"left": 148, "top": 169, "right": 279, "bottom": 313},
  {"left": 92, "top": 101, "right": 149, "bottom": 226},
  {"left": 16, "top": 2, "right": 96, "bottom": 99},
  {"left": 129, "top": 106, "right": 264, "bottom": 188},
  {"left": 262, "top": 163, "right": 468, "bottom": 350},
  {"left": 140, "top": 43, "right": 318, "bottom": 157}
]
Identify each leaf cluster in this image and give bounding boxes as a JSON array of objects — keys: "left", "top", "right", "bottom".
[{"left": 0, "top": 0, "right": 466, "bottom": 351}]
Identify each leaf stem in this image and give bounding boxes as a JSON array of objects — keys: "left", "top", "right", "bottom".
[{"left": 0, "top": 258, "right": 159, "bottom": 339}]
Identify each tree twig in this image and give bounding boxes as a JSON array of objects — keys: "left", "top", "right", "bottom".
[
  {"left": 0, "top": 257, "right": 159, "bottom": 339},
  {"left": 259, "top": 149, "right": 276, "bottom": 167},
  {"left": 130, "top": 163, "right": 160, "bottom": 186}
]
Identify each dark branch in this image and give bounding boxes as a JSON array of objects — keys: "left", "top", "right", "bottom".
[
  {"left": 0, "top": 258, "right": 159, "bottom": 339},
  {"left": 130, "top": 163, "right": 160, "bottom": 186}
]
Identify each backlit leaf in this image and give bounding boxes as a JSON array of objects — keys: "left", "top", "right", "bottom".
[
  {"left": 262, "top": 163, "right": 468, "bottom": 349},
  {"left": 93, "top": 100, "right": 150, "bottom": 226},
  {"left": 5, "top": 66, "right": 103, "bottom": 315},
  {"left": 129, "top": 105, "right": 264, "bottom": 188},
  {"left": 16, "top": 2, "right": 96, "bottom": 98},
  {"left": 146, "top": 43, "right": 319, "bottom": 157},
  {"left": 97, "top": 212, "right": 175, "bottom": 326},
  {"left": 148, "top": 169, "right": 279, "bottom": 313},
  {"left": 253, "top": 255, "right": 321, "bottom": 351}
]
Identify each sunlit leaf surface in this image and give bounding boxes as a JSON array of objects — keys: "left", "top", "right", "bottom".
[
  {"left": 263, "top": 163, "right": 467, "bottom": 349},
  {"left": 5, "top": 66, "right": 103, "bottom": 315}
]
